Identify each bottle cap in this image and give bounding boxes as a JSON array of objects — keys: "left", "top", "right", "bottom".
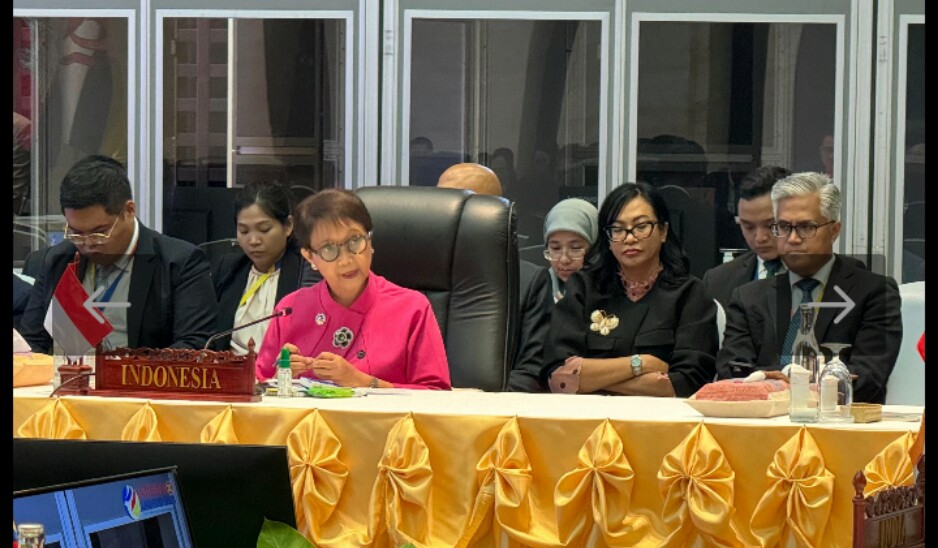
[
  {"left": 277, "top": 347, "right": 291, "bottom": 369},
  {"left": 17, "top": 523, "right": 44, "bottom": 536}
]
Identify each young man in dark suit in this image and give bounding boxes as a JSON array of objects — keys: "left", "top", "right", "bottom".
[
  {"left": 716, "top": 172, "right": 902, "bottom": 403},
  {"left": 703, "top": 166, "right": 790, "bottom": 309},
  {"left": 19, "top": 155, "right": 218, "bottom": 353}
]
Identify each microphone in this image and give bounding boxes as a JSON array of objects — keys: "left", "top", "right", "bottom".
[{"left": 204, "top": 307, "right": 293, "bottom": 350}]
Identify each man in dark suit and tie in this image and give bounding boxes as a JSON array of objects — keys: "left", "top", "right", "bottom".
[
  {"left": 19, "top": 155, "right": 218, "bottom": 353},
  {"left": 703, "top": 166, "right": 791, "bottom": 309},
  {"left": 716, "top": 172, "right": 902, "bottom": 403}
]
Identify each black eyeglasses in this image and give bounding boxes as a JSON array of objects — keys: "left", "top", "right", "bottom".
[
  {"left": 605, "top": 221, "right": 658, "bottom": 242},
  {"left": 64, "top": 215, "right": 121, "bottom": 246},
  {"left": 771, "top": 221, "right": 835, "bottom": 239},
  {"left": 311, "top": 232, "right": 371, "bottom": 262}
]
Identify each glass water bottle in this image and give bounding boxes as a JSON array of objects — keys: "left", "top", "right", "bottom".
[{"left": 792, "top": 303, "right": 822, "bottom": 384}]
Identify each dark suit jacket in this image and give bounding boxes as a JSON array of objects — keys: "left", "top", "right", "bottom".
[
  {"left": 541, "top": 268, "right": 718, "bottom": 398},
  {"left": 716, "top": 254, "right": 902, "bottom": 403},
  {"left": 19, "top": 224, "right": 218, "bottom": 353},
  {"left": 508, "top": 264, "right": 553, "bottom": 392},
  {"left": 702, "top": 251, "right": 759, "bottom": 309},
  {"left": 211, "top": 243, "right": 307, "bottom": 350},
  {"left": 703, "top": 251, "right": 868, "bottom": 309},
  {"left": 13, "top": 274, "right": 32, "bottom": 333}
]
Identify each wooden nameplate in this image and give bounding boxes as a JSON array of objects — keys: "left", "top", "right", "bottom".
[{"left": 80, "top": 343, "right": 260, "bottom": 402}]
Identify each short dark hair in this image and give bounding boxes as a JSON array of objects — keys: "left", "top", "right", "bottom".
[
  {"left": 739, "top": 165, "right": 791, "bottom": 201},
  {"left": 293, "top": 189, "right": 373, "bottom": 251},
  {"left": 589, "top": 182, "right": 690, "bottom": 288},
  {"left": 60, "top": 155, "right": 132, "bottom": 215},
  {"left": 234, "top": 181, "right": 295, "bottom": 226}
]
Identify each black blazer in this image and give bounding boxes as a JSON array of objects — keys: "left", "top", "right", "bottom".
[
  {"left": 703, "top": 251, "right": 868, "bottom": 309},
  {"left": 716, "top": 254, "right": 902, "bottom": 403},
  {"left": 702, "top": 251, "right": 759, "bottom": 309},
  {"left": 508, "top": 264, "right": 553, "bottom": 392},
  {"left": 19, "top": 224, "right": 218, "bottom": 353},
  {"left": 211, "top": 243, "right": 307, "bottom": 350},
  {"left": 541, "top": 268, "right": 718, "bottom": 398}
]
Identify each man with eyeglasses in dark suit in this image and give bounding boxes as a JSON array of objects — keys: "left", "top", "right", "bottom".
[
  {"left": 19, "top": 155, "right": 218, "bottom": 354},
  {"left": 716, "top": 172, "right": 902, "bottom": 404}
]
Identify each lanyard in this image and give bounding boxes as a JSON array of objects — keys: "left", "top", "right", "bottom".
[
  {"left": 89, "top": 263, "right": 128, "bottom": 311},
  {"left": 240, "top": 262, "right": 280, "bottom": 307}
]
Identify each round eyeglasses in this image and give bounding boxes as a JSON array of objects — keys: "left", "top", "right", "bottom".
[
  {"left": 605, "top": 221, "right": 658, "bottom": 242},
  {"left": 311, "top": 232, "right": 372, "bottom": 262}
]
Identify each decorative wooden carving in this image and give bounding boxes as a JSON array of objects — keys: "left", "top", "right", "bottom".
[
  {"left": 853, "top": 455, "right": 926, "bottom": 548},
  {"left": 74, "top": 340, "right": 260, "bottom": 402}
]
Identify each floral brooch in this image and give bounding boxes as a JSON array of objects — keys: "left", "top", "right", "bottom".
[
  {"left": 333, "top": 327, "right": 354, "bottom": 349},
  {"left": 589, "top": 310, "right": 619, "bottom": 336}
]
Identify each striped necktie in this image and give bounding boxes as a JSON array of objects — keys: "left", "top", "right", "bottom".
[{"left": 781, "top": 277, "right": 821, "bottom": 364}]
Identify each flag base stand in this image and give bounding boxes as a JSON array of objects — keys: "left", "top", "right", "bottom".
[{"left": 57, "top": 361, "right": 93, "bottom": 395}]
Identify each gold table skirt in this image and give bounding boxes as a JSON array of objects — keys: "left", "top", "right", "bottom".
[{"left": 13, "top": 389, "right": 922, "bottom": 547}]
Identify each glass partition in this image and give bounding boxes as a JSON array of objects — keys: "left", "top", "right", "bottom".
[
  {"left": 13, "top": 16, "right": 129, "bottom": 267},
  {"left": 900, "top": 23, "right": 924, "bottom": 282},
  {"left": 408, "top": 18, "right": 602, "bottom": 258},
  {"left": 635, "top": 21, "right": 837, "bottom": 276},
  {"left": 161, "top": 16, "right": 346, "bottom": 245}
]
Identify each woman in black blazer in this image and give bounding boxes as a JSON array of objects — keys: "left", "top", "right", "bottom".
[
  {"left": 540, "top": 182, "right": 717, "bottom": 398},
  {"left": 212, "top": 181, "right": 307, "bottom": 355}
]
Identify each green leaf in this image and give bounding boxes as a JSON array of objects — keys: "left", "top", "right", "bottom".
[{"left": 256, "top": 518, "right": 316, "bottom": 548}]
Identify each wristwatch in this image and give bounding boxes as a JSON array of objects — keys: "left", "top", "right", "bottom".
[
  {"left": 370, "top": 376, "right": 380, "bottom": 389},
  {"left": 630, "top": 354, "right": 643, "bottom": 377}
]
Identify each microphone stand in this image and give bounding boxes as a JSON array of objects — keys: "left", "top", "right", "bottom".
[{"left": 203, "top": 307, "right": 292, "bottom": 350}]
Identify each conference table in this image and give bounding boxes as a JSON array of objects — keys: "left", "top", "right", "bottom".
[{"left": 13, "top": 385, "right": 923, "bottom": 547}]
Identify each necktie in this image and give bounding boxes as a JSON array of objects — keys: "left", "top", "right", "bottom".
[
  {"left": 764, "top": 258, "right": 782, "bottom": 278},
  {"left": 94, "top": 265, "right": 113, "bottom": 350},
  {"left": 781, "top": 278, "right": 821, "bottom": 364},
  {"left": 94, "top": 264, "right": 110, "bottom": 293}
]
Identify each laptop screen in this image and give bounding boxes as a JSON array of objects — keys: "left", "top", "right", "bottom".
[{"left": 13, "top": 467, "right": 193, "bottom": 548}]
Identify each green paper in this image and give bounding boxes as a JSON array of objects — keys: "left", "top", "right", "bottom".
[{"left": 306, "top": 384, "right": 357, "bottom": 398}]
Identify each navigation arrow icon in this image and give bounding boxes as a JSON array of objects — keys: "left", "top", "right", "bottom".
[
  {"left": 808, "top": 284, "right": 855, "bottom": 324},
  {"left": 84, "top": 285, "right": 131, "bottom": 324}
]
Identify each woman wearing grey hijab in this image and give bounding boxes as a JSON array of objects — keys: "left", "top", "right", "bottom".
[{"left": 507, "top": 198, "right": 598, "bottom": 392}]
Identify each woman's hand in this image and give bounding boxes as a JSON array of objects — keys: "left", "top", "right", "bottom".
[
  {"left": 283, "top": 343, "right": 313, "bottom": 377},
  {"left": 312, "top": 351, "right": 371, "bottom": 387}
]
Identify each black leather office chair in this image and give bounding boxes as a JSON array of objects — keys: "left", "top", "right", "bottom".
[
  {"left": 198, "top": 238, "right": 242, "bottom": 274},
  {"left": 356, "top": 186, "right": 519, "bottom": 392}
]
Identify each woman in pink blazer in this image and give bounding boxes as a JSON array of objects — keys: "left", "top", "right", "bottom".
[{"left": 255, "top": 189, "right": 451, "bottom": 390}]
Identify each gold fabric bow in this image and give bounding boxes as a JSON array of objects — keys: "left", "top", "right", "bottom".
[{"left": 590, "top": 310, "right": 619, "bottom": 336}]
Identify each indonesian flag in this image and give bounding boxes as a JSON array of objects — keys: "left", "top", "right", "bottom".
[{"left": 43, "top": 260, "right": 113, "bottom": 357}]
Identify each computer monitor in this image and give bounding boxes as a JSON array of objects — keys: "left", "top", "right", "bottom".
[
  {"left": 14, "top": 467, "right": 194, "bottom": 548},
  {"left": 13, "top": 439, "right": 296, "bottom": 547}
]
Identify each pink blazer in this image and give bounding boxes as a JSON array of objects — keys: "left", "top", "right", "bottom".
[{"left": 256, "top": 274, "right": 451, "bottom": 390}]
